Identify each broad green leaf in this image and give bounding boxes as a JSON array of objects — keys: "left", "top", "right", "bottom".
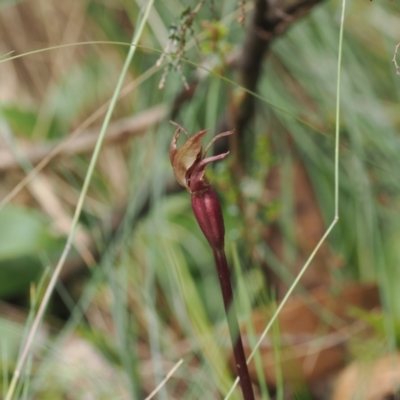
[
  {"left": 0, "top": 206, "right": 50, "bottom": 260},
  {"left": 0, "top": 206, "right": 62, "bottom": 297},
  {"left": 1, "top": 105, "right": 63, "bottom": 138}
]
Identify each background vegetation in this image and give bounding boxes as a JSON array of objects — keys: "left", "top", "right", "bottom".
[{"left": 0, "top": 0, "right": 399, "bottom": 399}]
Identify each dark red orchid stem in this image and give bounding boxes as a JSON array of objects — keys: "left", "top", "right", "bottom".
[
  {"left": 190, "top": 185, "right": 255, "bottom": 400},
  {"left": 213, "top": 248, "right": 255, "bottom": 400}
]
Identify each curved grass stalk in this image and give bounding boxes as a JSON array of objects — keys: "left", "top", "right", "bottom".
[
  {"left": 224, "top": 0, "right": 347, "bottom": 397},
  {"left": 3, "top": 1, "right": 155, "bottom": 399},
  {"left": 0, "top": 49, "right": 328, "bottom": 210},
  {"left": 0, "top": 41, "right": 149, "bottom": 65}
]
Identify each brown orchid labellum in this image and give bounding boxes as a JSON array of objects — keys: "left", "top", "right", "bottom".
[
  {"left": 169, "top": 121, "right": 232, "bottom": 193},
  {"left": 169, "top": 121, "right": 255, "bottom": 400}
]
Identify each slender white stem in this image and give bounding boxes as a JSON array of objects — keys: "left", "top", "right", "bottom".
[
  {"left": 144, "top": 359, "right": 184, "bottom": 400},
  {"left": 224, "top": 0, "right": 347, "bottom": 397},
  {"left": 335, "top": 0, "right": 346, "bottom": 219},
  {"left": 392, "top": 42, "right": 400, "bottom": 75}
]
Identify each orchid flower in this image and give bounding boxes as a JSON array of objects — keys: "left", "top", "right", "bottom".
[{"left": 169, "top": 121, "right": 255, "bottom": 400}]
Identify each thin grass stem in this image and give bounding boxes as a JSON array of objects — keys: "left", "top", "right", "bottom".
[
  {"left": 335, "top": 0, "right": 346, "bottom": 219},
  {"left": 144, "top": 359, "right": 184, "bottom": 400},
  {"left": 3, "top": 1, "right": 155, "bottom": 399}
]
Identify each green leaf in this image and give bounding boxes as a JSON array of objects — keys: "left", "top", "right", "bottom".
[
  {"left": 0, "top": 206, "right": 50, "bottom": 260},
  {"left": 0, "top": 257, "right": 43, "bottom": 298},
  {"left": 0, "top": 206, "right": 62, "bottom": 297},
  {"left": 1, "top": 105, "right": 63, "bottom": 138}
]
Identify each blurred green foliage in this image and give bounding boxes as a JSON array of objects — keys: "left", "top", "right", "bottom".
[
  {"left": 0, "top": 0, "right": 400, "bottom": 398},
  {"left": 0, "top": 206, "right": 62, "bottom": 297}
]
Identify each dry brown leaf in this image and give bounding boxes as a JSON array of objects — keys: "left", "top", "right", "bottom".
[
  {"left": 331, "top": 352, "right": 400, "bottom": 400},
  {"left": 238, "top": 283, "right": 380, "bottom": 387}
]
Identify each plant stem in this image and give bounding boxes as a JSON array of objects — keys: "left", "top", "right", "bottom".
[{"left": 213, "top": 248, "right": 255, "bottom": 400}]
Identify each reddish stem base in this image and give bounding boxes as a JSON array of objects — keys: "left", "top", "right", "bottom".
[{"left": 213, "top": 249, "right": 255, "bottom": 400}]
